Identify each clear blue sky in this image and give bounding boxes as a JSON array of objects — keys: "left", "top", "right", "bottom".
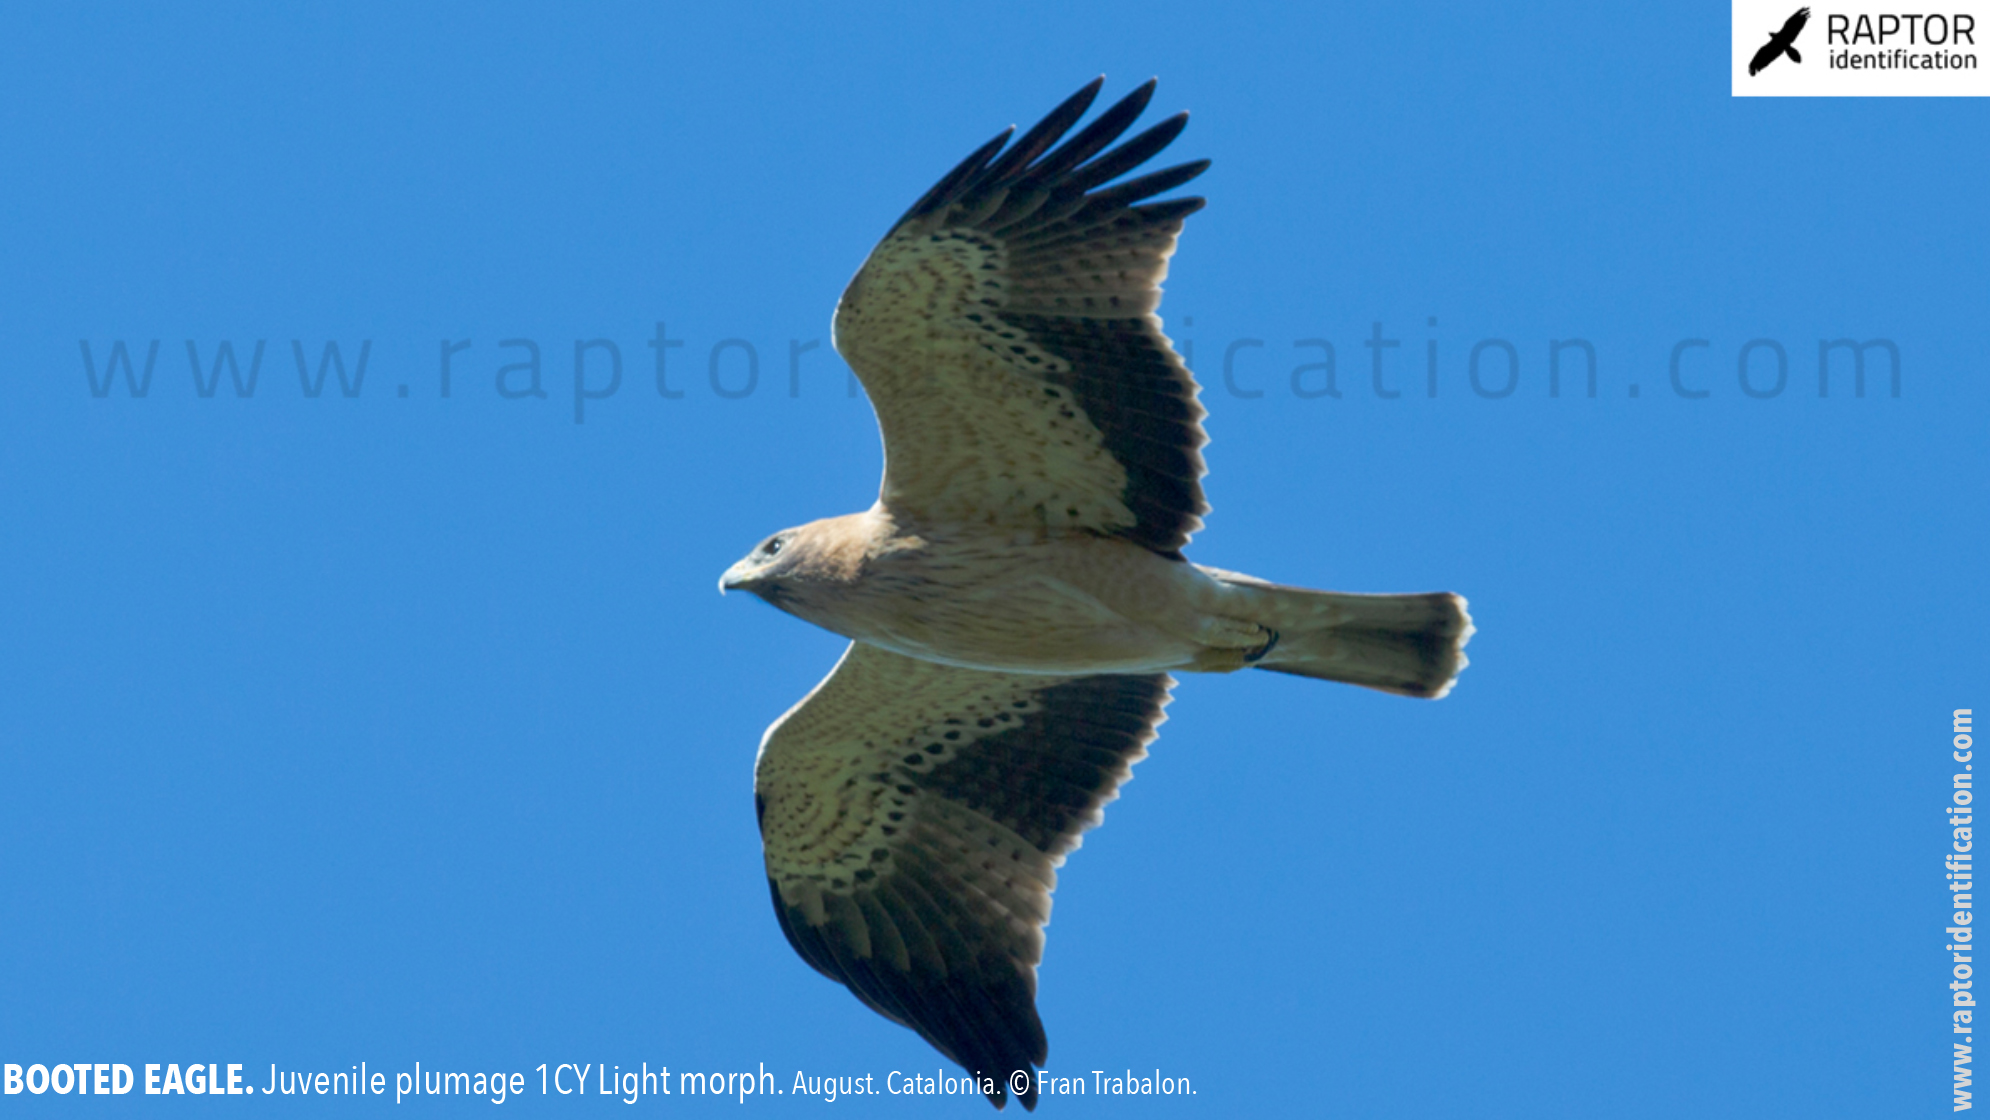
[{"left": 2, "top": 3, "right": 1982, "bottom": 1116}]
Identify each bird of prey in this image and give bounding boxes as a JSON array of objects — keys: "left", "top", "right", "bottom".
[
  {"left": 720, "top": 78, "right": 1473, "bottom": 1109},
  {"left": 1749, "top": 7, "right": 1810, "bottom": 75}
]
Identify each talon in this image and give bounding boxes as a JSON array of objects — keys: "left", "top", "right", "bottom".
[{"left": 1244, "top": 628, "right": 1280, "bottom": 663}]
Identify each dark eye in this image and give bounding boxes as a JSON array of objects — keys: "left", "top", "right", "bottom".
[{"left": 762, "top": 537, "right": 784, "bottom": 557}]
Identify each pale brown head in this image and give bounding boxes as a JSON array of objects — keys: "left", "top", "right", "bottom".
[{"left": 718, "top": 514, "right": 870, "bottom": 615}]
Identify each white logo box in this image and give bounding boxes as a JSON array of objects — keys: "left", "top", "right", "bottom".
[{"left": 1733, "top": 0, "right": 1990, "bottom": 95}]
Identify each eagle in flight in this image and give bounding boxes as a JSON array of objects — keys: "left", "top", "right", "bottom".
[
  {"left": 1749, "top": 7, "right": 1810, "bottom": 75},
  {"left": 720, "top": 78, "right": 1473, "bottom": 1109}
]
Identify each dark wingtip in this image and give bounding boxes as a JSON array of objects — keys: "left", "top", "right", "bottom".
[
  {"left": 896, "top": 125, "right": 1015, "bottom": 224},
  {"left": 972, "top": 79, "right": 1107, "bottom": 189},
  {"left": 983, "top": 1072, "right": 1039, "bottom": 1110},
  {"left": 1116, "top": 78, "right": 1159, "bottom": 117},
  {"left": 888, "top": 77, "right": 1206, "bottom": 264}
]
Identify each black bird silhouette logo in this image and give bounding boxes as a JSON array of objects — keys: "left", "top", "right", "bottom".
[{"left": 1749, "top": 7, "right": 1811, "bottom": 75}]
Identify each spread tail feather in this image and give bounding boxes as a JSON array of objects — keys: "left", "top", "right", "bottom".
[{"left": 1200, "top": 567, "right": 1473, "bottom": 698}]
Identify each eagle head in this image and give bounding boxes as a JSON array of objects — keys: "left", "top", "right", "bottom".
[
  {"left": 718, "top": 514, "right": 872, "bottom": 613},
  {"left": 719, "top": 528, "right": 804, "bottom": 606}
]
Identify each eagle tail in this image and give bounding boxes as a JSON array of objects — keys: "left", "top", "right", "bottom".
[
  {"left": 1786, "top": 45, "right": 1802, "bottom": 63},
  {"left": 1201, "top": 568, "right": 1472, "bottom": 698}
]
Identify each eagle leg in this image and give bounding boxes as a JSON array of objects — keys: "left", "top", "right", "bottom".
[{"left": 1186, "top": 619, "right": 1279, "bottom": 673}]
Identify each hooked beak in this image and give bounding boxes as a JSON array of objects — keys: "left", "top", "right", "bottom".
[{"left": 718, "top": 558, "right": 758, "bottom": 595}]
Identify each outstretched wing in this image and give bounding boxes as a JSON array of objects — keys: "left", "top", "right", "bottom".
[
  {"left": 1749, "top": 37, "right": 1783, "bottom": 74},
  {"left": 1750, "top": 6, "right": 1810, "bottom": 72},
  {"left": 834, "top": 79, "right": 1210, "bottom": 557},
  {"left": 755, "top": 642, "right": 1172, "bottom": 1109}
]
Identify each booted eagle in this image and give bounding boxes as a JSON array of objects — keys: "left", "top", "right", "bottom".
[{"left": 721, "top": 78, "right": 1473, "bottom": 1109}]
